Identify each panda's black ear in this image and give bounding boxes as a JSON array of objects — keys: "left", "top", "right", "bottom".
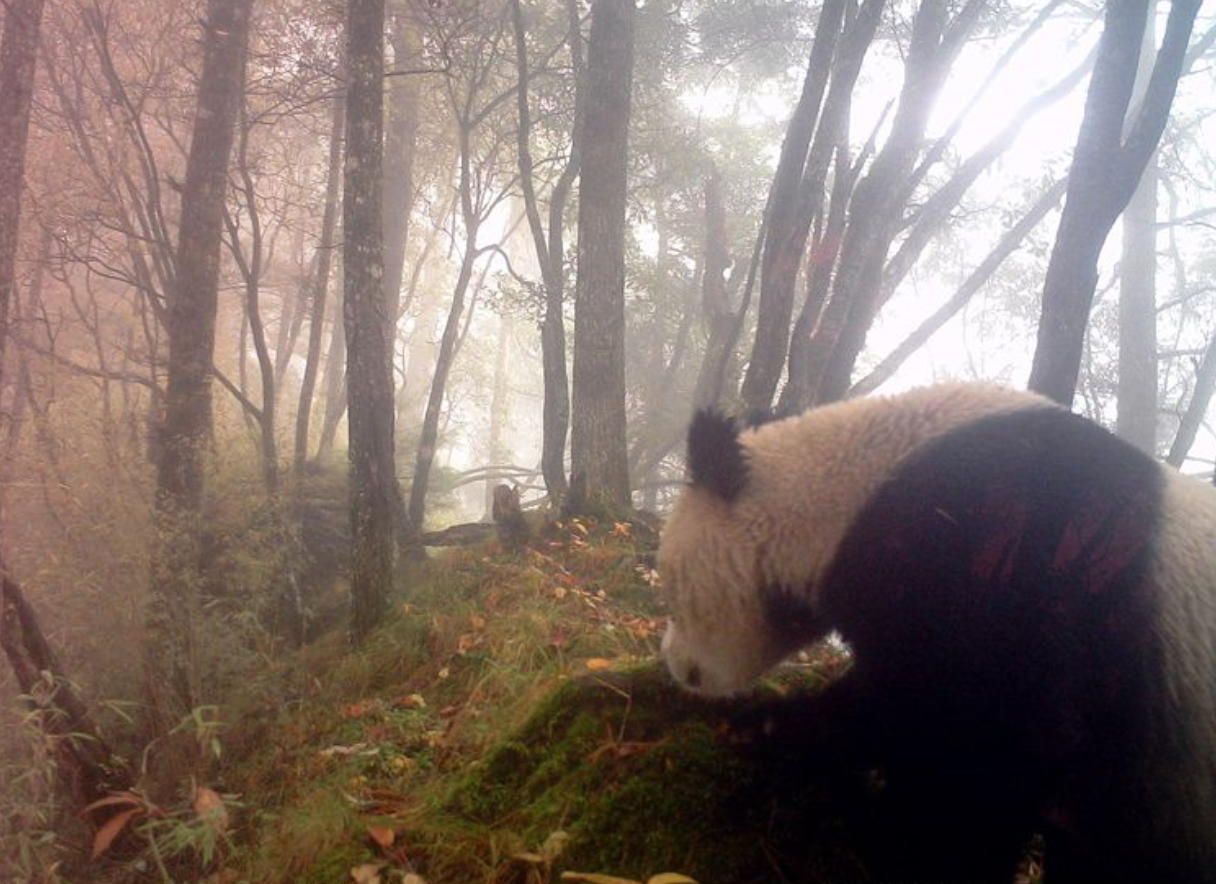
[{"left": 687, "top": 409, "right": 748, "bottom": 502}]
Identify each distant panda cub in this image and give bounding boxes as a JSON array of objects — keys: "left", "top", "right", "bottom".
[{"left": 658, "top": 383, "right": 1216, "bottom": 884}]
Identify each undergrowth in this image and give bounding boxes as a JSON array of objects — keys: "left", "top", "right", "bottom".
[{"left": 74, "top": 515, "right": 864, "bottom": 884}]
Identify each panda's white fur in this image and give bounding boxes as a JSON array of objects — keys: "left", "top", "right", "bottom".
[
  {"left": 660, "top": 383, "right": 1038, "bottom": 696},
  {"left": 658, "top": 382, "right": 1216, "bottom": 883}
]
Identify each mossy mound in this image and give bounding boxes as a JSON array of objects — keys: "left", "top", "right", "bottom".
[{"left": 422, "top": 665, "right": 878, "bottom": 883}]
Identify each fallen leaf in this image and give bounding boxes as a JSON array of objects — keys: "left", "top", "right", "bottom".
[
  {"left": 367, "top": 825, "right": 395, "bottom": 848},
  {"left": 350, "top": 862, "right": 385, "bottom": 884},
  {"left": 193, "top": 787, "right": 228, "bottom": 832},
  {"left": 647, "top": 876, "right": 699, "bottom": 884},
  {"left": 559, "top": 874, "right": 639, "bottom": 884},
  {"left": 584, "top": 658, "right": 613, "bottom": 671},
  {"left": 91, "top": 807, "right": 141, "bottom": 859},
  {"left": 611, "top": 522, "right": 632, "bottom": 538},
  {"left": 541, "top": 830, "right": 569, "bottom": 861},
  {"left": 83, "top": 792, "right": 146, "bottom": 814}
]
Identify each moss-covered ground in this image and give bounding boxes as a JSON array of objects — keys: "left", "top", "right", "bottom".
[{"left": 223, "top": 518, "right": 876, "bottom": 884}]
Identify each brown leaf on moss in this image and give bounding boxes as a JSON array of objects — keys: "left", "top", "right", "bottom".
[{"left": 367, "top": 825, "right": 395, "bottom": 848}]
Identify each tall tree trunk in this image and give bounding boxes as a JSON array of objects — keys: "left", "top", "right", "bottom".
[
  {"left": 1117, "top": 10, "right": 1160, "bottom": 453},
  {"left": 813, "top": 0, "right": 986, "bottom": 405},
  {"left": 407, "top": 133, "right": 479, "bottom": 529},
  {"left": 777, "top": 0, "right": 888, "bottom": 413},
  {"left": 0, "top": 0, "right": 48, "bottom": 401},
  {"left": 570, "top": 0, "right": 634, "bottom": 509},
  {"left": 1028, "top": 0, "right": 1200, "bottom": 405},
  {"left": 510, "top": 0, "right": 583, "bottom": 505},
  {"left": 344, "top": 0, "right": 397, "bottom": 642},
  {"left": 146, "top": 0, "right": 254, "bottom": 756},
  {"left": 738, "top": 0, "right": 846, "bottom": 411},
  {"left": 295, "top": 79, "right": 346, "bottom": 474},
  {"left": 383, "top": 9, "right": 421, "bottom": 327}
]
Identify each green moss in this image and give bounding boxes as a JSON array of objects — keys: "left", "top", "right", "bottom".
[
  {"left": 432, "top": 665, "right": 876, "bottom": 883},
  {"left": 295, "top": 842, "right": 378, "bottom": 884}
]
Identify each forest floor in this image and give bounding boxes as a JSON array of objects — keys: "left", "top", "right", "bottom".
[{"left": 197, "top": 516, "right": 875, "bottom": 884}]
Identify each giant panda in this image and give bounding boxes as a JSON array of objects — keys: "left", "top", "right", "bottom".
[{"left": 657, "top": 383, "right": 1216, "bottom": 884}]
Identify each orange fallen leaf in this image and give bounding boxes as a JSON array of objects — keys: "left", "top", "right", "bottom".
[
  {"left": 367, "top": 825, "right": 395, "bottom": 848},
  {"left": 584, "top": 658, "right": 613, "bottom": 671},
  {"left": 91, "top": 807, "right": 141, "bottom": 860}
]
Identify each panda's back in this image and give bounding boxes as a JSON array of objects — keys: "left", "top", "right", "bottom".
[{"left": 816, "top": 401, "right": 1216, "bottom": 876}]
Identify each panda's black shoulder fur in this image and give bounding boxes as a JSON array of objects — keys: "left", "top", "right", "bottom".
[{"left": 687, "top": 409, "right": 749, "bottom": 502}]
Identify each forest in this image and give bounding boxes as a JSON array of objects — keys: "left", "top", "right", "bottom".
[{"left": 1, "top": 0, "right": 1215, "bottom": 880}]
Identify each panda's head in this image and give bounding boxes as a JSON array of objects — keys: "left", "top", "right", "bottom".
[{"left": 658, "top": 409, "right": 824, "bottom": 697}]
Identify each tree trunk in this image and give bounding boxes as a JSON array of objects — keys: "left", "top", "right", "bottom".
[
  {"left": 777, "top": 0, "right": 888, "bottom": 413},
  {"left": 407, "top": 166, "right": 478, "bottom": 529},
  {"left": 1117, "top": 11, "right": 1160, "bottom": 454},
  {"left": 383, "top": 9, "right": 421, "bottom": 328},
  {"left": 813, "top": 0, "right": 987, "bottom": 405},
  {"left": 510, "top": 0, "right": 582, "bottom": 505},
  {"left": 1028, "top": 0, "right": 1200, "bottom": 405},
  {"left": 738, "top": 0, "right": 846, "bottom": 411},
  {"left": 317, "top": 285, "right": 347, "bottom": 460},
  {"left": 295, "top": 79, "right": 346, "bottom": 474},
  {"left": 1, "top": 568, "right": 123, "bottom": 806},
  {"left": 1165, "top": 330, "right": 1216, "bottom": 469},
  {"left": 0, "top": 0, "right": 48, "bottom": 400},
  {"left": 344, "top": 0, "right": 397, "bottom": 642},
  {"left": 230, "top": 107, "right": 280, "bottom": 492},
  {"left": 570, "top": 0, "right": 635, "bottom": 509},
  {"left": 689, "top": 164, "right": 737, "bottom": 411},
  {"left": 852, "top": 177, "right": 1068, "bottom": 397},
  {"left": 146, "top": 0, "right": 254, "bottom": 753},
  {"left": 483, "top": 316, "right": 511, "bottom": 518}
]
